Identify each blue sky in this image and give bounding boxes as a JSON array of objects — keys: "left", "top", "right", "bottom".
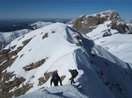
[{"left": 0, "top": 0, "right": 131, "bottom": 19}]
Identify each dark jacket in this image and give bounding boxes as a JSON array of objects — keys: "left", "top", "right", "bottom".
[
  {"left": 50, "top": 72, "right": 62, "bottom": 86},
  {"left": 69, "top": 69, "right": 78, "bottom": 78}
]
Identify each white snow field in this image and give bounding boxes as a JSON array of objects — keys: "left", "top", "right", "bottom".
[
  {"left": 3, "top": 23, "right": 132, "bottom": 98},
  {"left": 0, "top": 29, "right": 29, "bottom": 44},
  {"left": 87, "top": 21, "right": 132, "bottom": 64}
]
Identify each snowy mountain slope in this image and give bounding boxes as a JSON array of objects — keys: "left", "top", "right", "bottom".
[
  {"left": 0, "top": 29, "right": 30, "bottom": 49},
  {"left": 0, "top": 21, "right": 53, "bottom": 32},
  {"left": 1, "top": 29, "right": 30, "bottom": 41},
  {"left": 1, "top": 23, "right": 132, "bottom": 98},
  {"left": 87, "top": 21, "right": 132, "bottom": 64},
  {"left": 0, "top": 21, "right": 52, "bottom": 49},
  {"left": 69, "top": 10, "right": 132, "bottom": 65},
  {"left": 29, "top": 21, "right": 52, "bottom": 30},
  {"left": 94, "top": 34, "right": 132, "bottom": 64},
  {"left": 86, "top": 21, "right": 118, "bottom": 40},
  {"left": 123, "top": 19, "right": 132, "bottom": 30}
]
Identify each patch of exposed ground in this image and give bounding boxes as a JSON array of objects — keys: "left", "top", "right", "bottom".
[{"left": 23, "top": 58, "right": 48, "bottom": 71}]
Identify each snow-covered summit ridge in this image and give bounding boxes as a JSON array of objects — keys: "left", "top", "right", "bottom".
[
  {"left": 70, "top": 10, "right": 120, "bottom": 23},
  {"left": 84, "top": 10, "right": 119, "bottom": 19},
  {"left": 1, "top": 22, "right": 132, "bottom": 98},
  {"left": 29, "top": 21, "right": 52, "bottom": 30}
]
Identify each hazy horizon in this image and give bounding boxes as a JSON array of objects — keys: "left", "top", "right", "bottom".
[
  {"left": 0, "top": 18, "right": 71, "bottom": 26},
  {"left": 0, "top": 0, "right": 131, "bottom": 20}
]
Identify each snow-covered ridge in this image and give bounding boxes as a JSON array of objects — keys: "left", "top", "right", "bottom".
[
  {"left": 86, "top": 10, "right": 119, "bottom": 19},
  {"left": 0, "top": 29, "right": 29, "bottom": 42},
  {"left": 29, "top": 21, "right": 52, "bottom": 30},
  {"left": 0, "top": 21, "right": 52, "bottom": 49},
  {"left": 1, "top": 22, "right": 132, "bottom": 98},
  {"left": 0, "top": 29, "right": 30, "bottom": 49}
]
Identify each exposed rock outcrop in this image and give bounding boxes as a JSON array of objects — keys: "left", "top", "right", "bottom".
[
  {"left": 23, "top": 58, "right": 48, "bottom": 71},
  {"left": 69, "top": 10, "right": 131, "bottom": 34},
  {"left": 111, "top": 22, "right": 132, "bottom": 34}
]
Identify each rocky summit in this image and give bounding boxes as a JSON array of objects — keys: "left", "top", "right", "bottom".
[{"left": 69, "top": 10, "right": 131, "bottom": 34}]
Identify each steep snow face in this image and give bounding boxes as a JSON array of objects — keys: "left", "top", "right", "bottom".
[
  {"left": 87, "top": 21, "right": 132, "bottom": 64},
  {"left": 2, "top": 23, "right": 132, "bottom": 98}
]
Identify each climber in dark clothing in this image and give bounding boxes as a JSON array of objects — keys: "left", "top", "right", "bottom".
[
  {"left": 69, "top": 69, "right": 78, "bottom": 84},
  {"left": 50, "top": 70, "right": 62, "bottom": 86}
]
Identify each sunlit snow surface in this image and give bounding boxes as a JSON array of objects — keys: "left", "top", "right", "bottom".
[
  {"left": 87, "top": 21, "right": 132, "bottom": 64},
  {"left": 5, "top": 23, "right": 132, "bottom": 98}
]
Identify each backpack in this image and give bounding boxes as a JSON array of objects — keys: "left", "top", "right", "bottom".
[
  {"left": 70, "top": 69, "right": 78, "bottom": 78},
  {"left": 74, "top": 69, "right": 78, "bottom": 77}
]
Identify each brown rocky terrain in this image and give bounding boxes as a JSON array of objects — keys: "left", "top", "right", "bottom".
[
  {"left": 0, "top": 38, "right": 33, "bottom": 98},
  {"left": 69, "top": 10, "right": 132, "bottom": 34}
]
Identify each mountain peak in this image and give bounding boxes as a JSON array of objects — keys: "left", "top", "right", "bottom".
[
  {"left": 69, "top": 10, "right": 132, "bottom": 34},
  {"left": 76, "top": 10, "right": 120, "bottom": 21}
]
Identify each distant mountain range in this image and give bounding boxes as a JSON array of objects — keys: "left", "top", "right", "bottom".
[
  {"left": 0, "top": 21, "right": 53, "bottom": 49},
  {"left": 0, "top": 19, "right": 70, "bottom": 32}
]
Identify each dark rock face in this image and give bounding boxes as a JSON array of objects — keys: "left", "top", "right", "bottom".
[
  {"left": 111, "top": 22, "right": 132, "bottom": 34},
  {"left": 70, "top": 10, "right": 131, "bottom": 34}
]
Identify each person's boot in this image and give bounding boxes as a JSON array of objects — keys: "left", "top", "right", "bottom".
[{"left": 73, "top": 80, "right": 75, "bottom": 83}]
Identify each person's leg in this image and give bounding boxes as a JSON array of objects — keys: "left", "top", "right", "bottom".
[
  {"left": 54, "top": 82, "right": 58, "bottom": 86},
  {"left": 72, "top": 79, "right": 75, "bottom": 83},
  {"left": 71, "top": 79, "right": 73, "bottom": 84},
  {"left": 71, "top": 78, "right": 75, "bottom": 84}
]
